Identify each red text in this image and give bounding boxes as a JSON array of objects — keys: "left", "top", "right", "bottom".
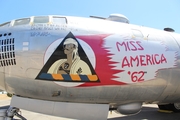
[
  {"left": 131, "top": 71, "right": 145, "bottom": 82},
  {"left": 116, "top": 41, "right": 144, "bottom": 52},
  {"left": 122, "top": 54, "right": 167, "bottom": 68}
]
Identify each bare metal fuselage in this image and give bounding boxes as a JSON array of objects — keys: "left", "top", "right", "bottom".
[{"left": 0, "top": 15, "right": 180, "bottom": 106}]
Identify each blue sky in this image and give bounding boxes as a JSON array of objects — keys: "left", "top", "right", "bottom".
[{"left": 0, "top": 0, "right": 180, "bottom": 33}]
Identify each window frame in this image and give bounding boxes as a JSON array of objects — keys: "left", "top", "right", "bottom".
[
  {"left": 13, "top": 18, "right": 30, "bottom": 26},
  {"left": 33, "top": 16, "right": 50, "bottom": 24},
  {"left": 52, "top": 16, "right": 67, "bottom": 24},
  {"left": 0, "top": 22, "right": 10, "bottom": 27}
]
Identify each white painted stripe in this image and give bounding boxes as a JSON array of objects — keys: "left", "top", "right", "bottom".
[
  {"left": 23, "top": 47, "right": 29, "bottom": 51},
  {"left": 23, "top": 42, "right": 29, "bottom": 46}
]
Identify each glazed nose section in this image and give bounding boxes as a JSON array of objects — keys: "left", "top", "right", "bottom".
[{"left": 0, "top": 67, "right": 5, "bottom": 91}]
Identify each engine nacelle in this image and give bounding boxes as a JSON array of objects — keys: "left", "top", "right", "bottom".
[{"left": 115, "top": 102, "right": 142, "bottom": 115}]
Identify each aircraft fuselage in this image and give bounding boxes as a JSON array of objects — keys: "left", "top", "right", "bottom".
[{"left": 0, "top": 15, "right": 180, "bottom": 106}]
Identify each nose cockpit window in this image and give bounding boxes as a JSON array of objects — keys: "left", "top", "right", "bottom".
[
  {"left": 0, "top": 16, "right": 67, "bottom": 28},
  {"left": 52, "top": 17, "right": 67, "bottom": 24},
  {"left": 0, "top": 22, "right": 10, "bottom": 27},
  {"left": 34, "top": 16, "right": 49, "bottom": 23},
  {"left": 14, "top": 18, "right": 30, "bottom": 26}
]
